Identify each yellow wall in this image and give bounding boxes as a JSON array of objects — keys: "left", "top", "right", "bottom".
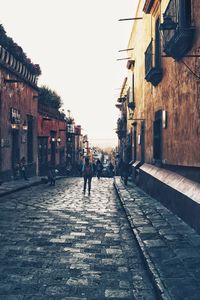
[{"left": 126, "top": 0, "right": 200, "bottom": 167}]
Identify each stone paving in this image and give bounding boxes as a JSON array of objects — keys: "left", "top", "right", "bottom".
[
  {"left": 114, "top": 177, "right": 200, "bottom": 300},
  {"left": 0, "top": 176, "right": 42, "bottom": 197},
  {"left": 0, "top": 177, "right": 156, "bottom": 299}
]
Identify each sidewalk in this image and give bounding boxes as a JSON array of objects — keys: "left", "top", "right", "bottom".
[
  {"left": 114, "top": 176, "right": 200, "bottom": 300},
  {"left": 0, "top": 176, "right": 42, "bottom": 197},
  {"left": 0, "top": 175, "right": 68, "bottom": 197}
]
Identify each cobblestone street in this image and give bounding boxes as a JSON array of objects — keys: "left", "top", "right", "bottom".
[{"left": 0, "top": 177, "right": 156, "bottom": 300}]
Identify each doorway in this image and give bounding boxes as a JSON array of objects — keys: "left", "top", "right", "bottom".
[
  {"left": 12, "top": 130, "right": 20, "bottom": 170},
  {"left": 133, "top": 123, "right": 137, "bottom": 162},
  {"left": 50, "top": 131, "right": 56, "bottom": 167},
  {"left": 140, "top": 121, "right": 145, "bottom": 163},
  {"left": 153, "top": 110, "right": 162, "bottom": 162},
  {"left": 38, "top": 137, "right": 48, "bottom": 176}
]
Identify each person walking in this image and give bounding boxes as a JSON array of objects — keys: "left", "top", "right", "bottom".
[
  {"left": 48, "top": 163, "right": 56, "bottom": 186},
  {"left": 96, "top": 159, "right": 103, "bottom": 180},
  {"left": 121, "top": 160, "right": 129, "bottom": 186},
  {"left": 82, "top": 157, "right": 93, "bottom": 195},
  {"left": 19, "top": 157, "right": 29, "bottom": 181}
]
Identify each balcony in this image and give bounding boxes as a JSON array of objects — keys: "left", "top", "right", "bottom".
[
  {"left": 128, "top": 102, "right": 135, "bottom": 111},
  {"left": 163, "top": 26, "right": 196, "bottom": 60},
  {"left": 161, "top": 0, "right": 196, "bottom": 60},
  {"left": 145, "top": 40, "right": 163, "bottom": 86}
]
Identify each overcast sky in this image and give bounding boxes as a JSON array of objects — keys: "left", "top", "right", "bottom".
[{"left": 0, "top": 0, "right": 139, "bottom": 148}]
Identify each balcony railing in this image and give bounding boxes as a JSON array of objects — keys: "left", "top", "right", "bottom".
[
  {"left": 145, "top": 40, "right": 163, "bottom": 86},
  {"left": 163, "top": 26, "right": 196, "bottom": 60},
  {"left": 0, "top": 45, "right": 38, "bottom": 87},
  {"left": 162, "top": 0, "right": 195, "bottom": 60}
]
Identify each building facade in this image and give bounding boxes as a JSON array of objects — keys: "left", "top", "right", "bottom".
[
  {"left": 37, "top": 103, "right": 66, "bottom": 176},
  {"left": 116, "top": 0, "right": 200, "bottom": 183},
  {"left": 0, "top": 40, "right": 40, "bottom": 181}
]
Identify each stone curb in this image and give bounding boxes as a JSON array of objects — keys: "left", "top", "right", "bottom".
[{"left": 113, "top": 177, "right": 171, "bottom": 300}]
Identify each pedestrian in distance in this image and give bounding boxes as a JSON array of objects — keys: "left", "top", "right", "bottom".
[
  {"left": 121, "top": 160, "right": 129, "bottom": 186},
  {"left": 92, "top": 161, "right": 96, "bottom": 177},
  {"left": 48, "top": 163, "right": 56, "bottom": 186},
  {"left": 108, "top": 162, "right": 114, "bottom": 178},
  {"left": 19, "top": 157, "right": 29, "bottom": 181},
  {"left": 96, "top": 159, "right": 103, "bottom": 180},
  {"left": 82, "top": 157, "right": 93, "bottom": 195}
]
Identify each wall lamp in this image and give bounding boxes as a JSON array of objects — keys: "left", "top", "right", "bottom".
[
  {"left": 128, "top": 102, "right": 135, "bottom": 120},
  {"left": 11, "top": 123, "right": 18, "bottom": 129},
  {"left": 50, "top": 137, "right": 56, "bottom": 143},
  {"left": 57, "top": 136, "right": 61, "bottom": 144},
  {"left": 22, "top": 121, "right": 28, "bottom": 131}
]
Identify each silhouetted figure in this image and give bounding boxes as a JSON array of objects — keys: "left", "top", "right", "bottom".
[
  {"left": 108, "top": 162, "right": 114, "bottom": 177},
  {"left": 120, "top": 160, "right": 129, "bottom": 185},
  {"left": 20, "top": 157, "right": 29, "bottom": 181},
  {"left": 48, "top": 164, "right": 56, "bottom": 186},
  {"left": 122, "top": 161, "right": 129, "bottom": 185},
  {"left": 82, "top": 157, "right": 93, "bottom": 195},
  {"left": 96, "top": 159, "right": 103, "bottom": 180}
]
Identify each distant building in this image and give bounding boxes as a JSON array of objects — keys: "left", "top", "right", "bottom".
[{"left": 37, "top": 103, "right": 66, "bottom": 175}]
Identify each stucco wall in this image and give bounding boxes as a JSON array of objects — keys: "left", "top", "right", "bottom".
[
  {"left": 0, "top": 68, "right": 38, "bottom": 178},
  {"left": 127, "top": 0, "right": 200, "bottom": 168}
]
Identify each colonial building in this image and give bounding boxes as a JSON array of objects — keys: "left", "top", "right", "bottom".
[
  {"left": 116, "top": 77, "right": 129, "bottom": 163},
  {"left": 0, "top": 25, "right": 41, "bottom": 181},
  {"left": 116, "top": 0, "right": 200, "bottom": 182},
  {"left": 38, "top": 103, "right": 66, "bottom": 175},
  {"left": 116, "top": 0, "right": 200, "bottom": 230},
  {"left": 74, "top": 125, "right": 83, "bottom": 164}
]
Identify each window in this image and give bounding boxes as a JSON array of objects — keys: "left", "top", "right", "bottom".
[
  {"left": 153, "top": 110, "right": 162, "bottom": 161},
  {"left": 155, "top": 18, "right": 161, "bottom": 68}
]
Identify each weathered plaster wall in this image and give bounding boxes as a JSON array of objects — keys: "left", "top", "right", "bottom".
[
  {"left": 0, "top": 68, "right": 38, "bottom": 175},
  {"left": 127, "top": 0, "right": 200, "bottom": 168}
]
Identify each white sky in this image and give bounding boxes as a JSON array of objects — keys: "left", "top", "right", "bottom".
[{"left": 0, "top": 0, "right": 138, "bottom": 148}]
